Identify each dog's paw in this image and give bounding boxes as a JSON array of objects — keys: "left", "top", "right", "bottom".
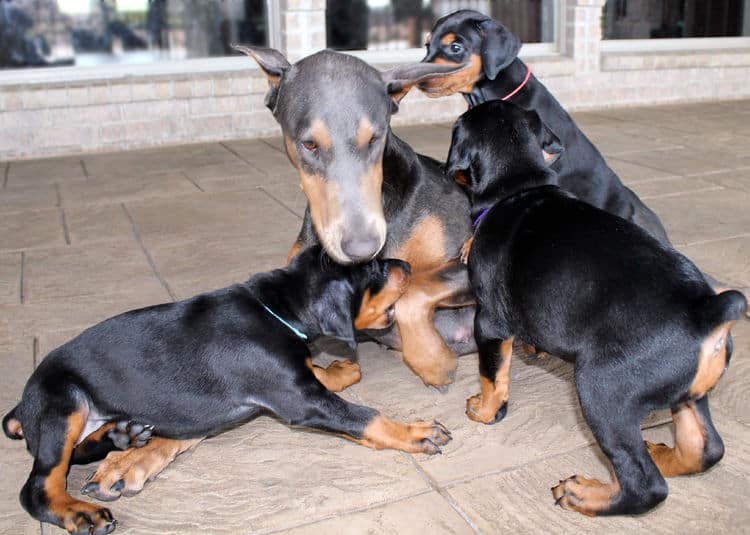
[
  {"left": 108, "top": 421, "right": 154, "bottom": 450},
  {"left": 465, "top": 394, "right": 507, "bottom": 424},
  {"left": 56, "top": 500, "right": 115, "bottom": 535},
  {"left": 551, "top": 475, "right": 618, "bottom": 516}
]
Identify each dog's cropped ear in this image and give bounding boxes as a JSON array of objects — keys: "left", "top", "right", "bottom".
[
  {"left": 233, "top": 44, "right": 291, "bottom": 111},
  {"left": 382, "top": 62, "right": 466, "bottom": 112},
  {"left": 478, "top": 19, "right": 521, "bottom": 80},
  {"left": 314, "top": 280, "right": 357, "bottom": 349}
]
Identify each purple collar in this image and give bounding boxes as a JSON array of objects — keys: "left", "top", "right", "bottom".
[{"left": 473, "top": 207, "right": 491, "bottom": 229}]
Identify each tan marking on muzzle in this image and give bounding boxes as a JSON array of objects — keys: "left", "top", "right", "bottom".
[{"left": 299, "top": 170, "right": 346, "bottom": 261}]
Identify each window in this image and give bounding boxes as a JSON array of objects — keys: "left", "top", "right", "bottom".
[
  {"left": 0, "top": 0, "right": 268, "bottom": 69},
  {"left": 603, "top": 0, "right": 750, "bottom": 39},
  {"left": 326, "top": 0, "right": 556, "bottom": 52}
]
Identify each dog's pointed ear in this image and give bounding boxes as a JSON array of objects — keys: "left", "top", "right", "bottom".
[
  {"left": 382, "top": 62, "right": 466, "bottom": 112},
  {"left": 477, "top": 19, "right": 521, "bottom": 80},
  {"left": 233, "top": 44, "right": 291, "bottom": 111}
]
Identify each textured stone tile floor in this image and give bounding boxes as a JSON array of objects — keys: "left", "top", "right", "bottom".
[{"left": 1, "top": 100, "right": 749, "bottom": 535}]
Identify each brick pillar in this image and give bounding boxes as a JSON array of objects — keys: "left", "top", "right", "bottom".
[
  {"left": 278, "top": 0, "right": 326, "bottom": 60},
  {"left": 563, "top": 0, "right": 606, "bottom": 73}
]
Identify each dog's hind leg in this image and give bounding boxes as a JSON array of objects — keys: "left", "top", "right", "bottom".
[
  {"left": 552, "top": 366, "right": 668, "bottom": 516},
  {"left": 71, "top": 421, "right": 154, "bottom": 465},
  {"left": 81, "top": 437, "right": 201, "bottom": 501},
  {"left": 20, "top": 401, "right": 116, "bottom": 534},
  {"left": 646, "top": 396, "right": 724, "bottom": 477}
]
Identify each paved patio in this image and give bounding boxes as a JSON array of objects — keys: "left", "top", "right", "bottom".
[{"left": 1, "top": 100, "right": 750, "bottom": 535}]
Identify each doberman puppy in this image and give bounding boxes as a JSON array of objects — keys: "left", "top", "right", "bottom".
[
  {"left": 64, "top": 47, "right": 479, "bottom": 504},
  {"left": 3, "top": 247, "right": 452, "bottom": 534},
  {"left": 447, "top": 102, "right": 747, "bottom": 516},
  {"left": 420, "top": 9, "right": 669, "bottom": 242}
]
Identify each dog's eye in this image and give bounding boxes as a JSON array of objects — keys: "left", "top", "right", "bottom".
[
  {"left": 450, "top": 42, "right": 463, "bottom": 54},
  {"left": 301, "top": 140, "right": 317, "bottom": 152},
  {"left": 368, "top": 135, "right": 378, "bottom": 147}
]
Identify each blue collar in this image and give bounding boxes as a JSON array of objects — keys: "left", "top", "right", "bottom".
[
  {"left": 473, "top": 207, "right": 491, "bottom": 229},
  {"left": 259, "top": 301, "right": 308, "bottom": 341}
]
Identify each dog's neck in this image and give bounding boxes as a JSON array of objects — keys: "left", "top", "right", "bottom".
[
  {"left": 245, "top": 269, "right": 320, "bottom": 342},
  {"left": 464, "top": 58, "right": 531, "bottom": 108},
  {"left": 471, "top": 168, "right": 556, "bottom": 223}
]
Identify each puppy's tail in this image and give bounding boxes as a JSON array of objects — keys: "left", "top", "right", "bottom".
[
  {"left": 696, "top": 290, "right": 748, "bottom": 329},
  {"left": 2, "top": 405, "right": 24, "bottom": 440}
]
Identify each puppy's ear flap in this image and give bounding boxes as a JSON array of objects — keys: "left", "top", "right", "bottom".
[
  {"left": 382, "top": 62, "right": 466, "bottom": 112},
  {"left": 540, "top": 122, "right": 564, "bottom": 166},
  {"left": 315, "top": 281, "right": 358, "bottom": 349},
  {"left": 233, "top": 44, "right": 291, "bottom": 111},
  {"left": 478, "top": 19, "right": 521, "bottom": 80},
  {"left": 445, "top": 123, "right": 473, "bottom": 187}
]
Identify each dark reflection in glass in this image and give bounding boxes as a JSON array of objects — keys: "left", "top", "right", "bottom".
[
  {"left": 0, "top": 0, "right": 268, "bottom": 69},
  {"left": 326, "top": 0, "right": 555, "bottom": 51},
  {"left": 603, "top": 0, "right": 749, "bottom": 39}
]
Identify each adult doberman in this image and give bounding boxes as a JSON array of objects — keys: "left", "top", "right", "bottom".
[{"left": 78, "top": 48, "right": 477, "bottom": 499}]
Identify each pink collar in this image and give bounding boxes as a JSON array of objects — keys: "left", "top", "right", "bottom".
[{"left": 501, "top": 64, "right": 532, "bottom": 101}]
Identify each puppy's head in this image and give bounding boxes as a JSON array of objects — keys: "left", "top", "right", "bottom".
[
  {"left": 445, "top": 100, "right": 563, "bottom": 202},
  {"left": 420, "top": 10, "right": 521, "bottom": 96},
  {"left": 292, "top": 247, "right": 411, "bottom": 348}
]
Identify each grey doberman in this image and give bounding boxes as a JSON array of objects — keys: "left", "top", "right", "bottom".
[{"left": 78, "top": 48, "right": 478, "bottom": 500}]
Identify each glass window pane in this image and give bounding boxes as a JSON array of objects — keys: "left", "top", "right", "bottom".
[
  {"left": 0, "top": 0, "right": 268, "bottom": 69},
  {"left": 603, "top": 0, "right": 750, "bottom": 39},
  {"left": 326, "top": 0, "right": 555, "bottom": 51}
]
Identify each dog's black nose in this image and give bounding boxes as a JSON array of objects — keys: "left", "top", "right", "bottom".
[{"left": 341, "top": 235, "right": 381, "bottom": 262}]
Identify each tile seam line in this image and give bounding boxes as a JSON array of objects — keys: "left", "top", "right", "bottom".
[
  {"left": 180, "top": 171, "right": 205, "bottom": 192},
  {"left": 2, "top": 162, "right": 9, "bottom": 188},
  {"left": 218, "top": 141, "right": 267, "bottom": 175},
  {"left": 249, "top": 488, "right": 434, "bottom": 535},
  {"left": 258, "top": 186, "right": 303, "bottom": 220},
  {"left": 19, "top": 251, "right": 25, "bottom": 304},
  {"left": 120, "top": 202, "right": 177, "bottom": 301},
  {"left": 401, "top": 452, "right": 485, "bottom": 535},
  {"left": 683, "top": 232, "right": 750, "bottom": 247},
  {"left": 260, "top": 138, "right": 285, "bottom": 155},
  {"left": 438, "top": 415, "right": 673, "bottom": 491}
]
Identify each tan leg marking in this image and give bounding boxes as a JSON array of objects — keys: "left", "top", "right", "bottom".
[
  {"left": 306, "top": 358, "right": 362, "bottom": 392},
  {"left": 86, "top": 437, "right": 201, "bottom": 500},
  {"left": 466, "top": 337, "right": 514, "bottom": 423},
  {"left": 690, "top": 321, "right": 734, "bottom": 398},
  {"left": 646, "top": 401, "right": 707, "bottom": 477},
  {"left": 551, "top": 475, "right": 620, "bottom": 517},
  {"left": 347, "top": 415, "right": 451, "bottom": 454},
  {"left": 460, "top": 236, "right": 473, "bottom": 265},
  {"left": 46, "top": 410, "right": 115, "bottom": 534}
]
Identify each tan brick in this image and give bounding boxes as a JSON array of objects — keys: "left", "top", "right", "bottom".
[
  {"left": 99, "top": 122, "right": 128, "bottom": 143},
  {"left": 173, "top": 80, "right": 192, "bottom": 98},
  {"left": 108, "top": 84, "right": 132, "bottom": 103},
  {"left": 154, "top": 81, "right": 173, "bottom": 99},
  {"left": 132, "top": 83, "right": 157, "bottom": 101},
  {"left": 0, "top": 91, "right": 24, "bottom": 111},
  {"left": 189, "top": 115, "right": 233, "bottom": 138},
  {"left": 23, "top": 88, "right": 67, "bottom": 109},
  {"left": 192, "top": 78, "right": 213, "bottom": 97},
  {"left": 66, "top": 87, "right": 89, "bottom": 106},
  {"left": 213, "top": 77, "right": 232, "bottom": 96},
  {"left": 88, "top": 85, "right": 110, "bottom": 104}
]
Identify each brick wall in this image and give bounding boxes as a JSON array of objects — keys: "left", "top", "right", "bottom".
[{"left": 1, "top": 0, "right": 750, "bottom": 161}]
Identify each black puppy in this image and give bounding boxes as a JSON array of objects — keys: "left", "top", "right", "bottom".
[
  {"left": 421, "top": 9, "right": 669, "bottom": 243},
  {"left": 447, "top": 104, "right": 747, "bottom": 515},
  {"left": 2, "top": 247, "right": 451, "bottom": 534}
]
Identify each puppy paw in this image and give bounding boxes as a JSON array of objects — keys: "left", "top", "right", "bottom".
[
  {"left": 55, "top": 500, "right": 115, "bottom": 535},
  {"left": 108, "top": 421, "right": 154, "bottom": 450},
  {"left": 465, "top": 393, "right": 507, "bottom": 424},
  {"left": 551, "top": 475, "right": 618, "bottom": 516}
]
